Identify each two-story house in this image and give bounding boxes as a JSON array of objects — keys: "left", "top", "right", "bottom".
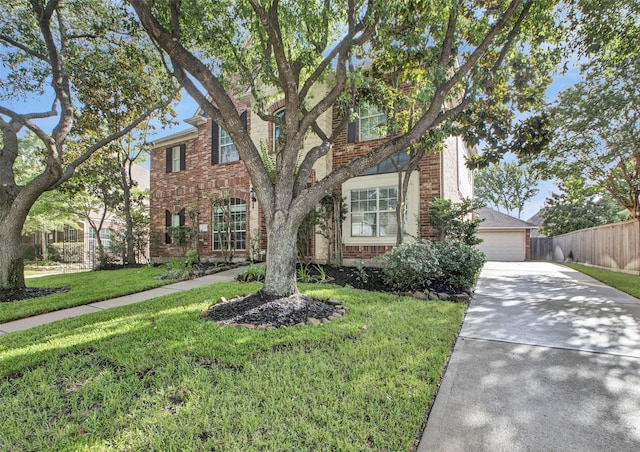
[{"left": 149, "top": 90, "right": 474, "bottom": 264}]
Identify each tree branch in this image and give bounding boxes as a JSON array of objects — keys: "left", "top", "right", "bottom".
[
  {"left": 0, "top": 33, "right": 50, "bottom": 62},
  {"left": 55, "top": 87, "right": 180, "bottom": 186}
]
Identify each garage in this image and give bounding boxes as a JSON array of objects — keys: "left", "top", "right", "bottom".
[{"left": 474, "top": 208, "right": 533, "bottom": 262}]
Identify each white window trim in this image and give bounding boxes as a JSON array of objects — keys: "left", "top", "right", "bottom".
[
  {"left": 219, "top": 127, "right": 239, "bottom": 163},
  {"left": 342, "top": 172, "right": 419, "bottom": 246},
  {"left": 358, "top": 103, "right": 387, "bottom": 141},
  {"left": 212, "top": 199, "right": 247, "bottom": 251},
  {"left": 171, "top": 145, "right": 181, "bottom": 172}
]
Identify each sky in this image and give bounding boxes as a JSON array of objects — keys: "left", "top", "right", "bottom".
[{"left": 1, "top": 50, "right": 582, "bottom": 224}]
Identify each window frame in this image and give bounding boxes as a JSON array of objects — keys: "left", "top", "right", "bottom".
[
  {"left": 342, "top": 172, "right": 419, "bottom": 245},
  {"left": 219, "top": 127, "right": 239, "bottom": 163},
  {"left": 212, "top": 198, "right": 247, "bottom": 251},
  {"left": 358, "top": 103, "right": 387, "bottom": 142}
]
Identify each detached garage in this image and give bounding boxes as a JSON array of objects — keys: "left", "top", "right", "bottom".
[{"left": 474, "top": 207, "right": 534, "bottom": 261}]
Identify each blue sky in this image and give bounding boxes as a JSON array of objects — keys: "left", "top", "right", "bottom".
[{"left": 1, "top": 54, "right": 582, "bottom": 222}]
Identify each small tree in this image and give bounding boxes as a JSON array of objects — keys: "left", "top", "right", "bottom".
[
  {"left": 429, "top": 198, "right": 484, "bottom": 246},
  {"left": 540, "top": 177, "right": 625, "bottom": 236},
  {"left": 316, "top": 192, "right": 348, "bottom": 266},
  {"left": 209, "top": 193, "right": 237, "bottom": 263},
  {"left": 474, "top": 160, "right": 540, "bottom": 219}
]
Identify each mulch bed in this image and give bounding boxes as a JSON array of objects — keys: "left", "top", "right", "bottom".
[{"left": 0, "top": 287, "right": 69, "bottom": 303}]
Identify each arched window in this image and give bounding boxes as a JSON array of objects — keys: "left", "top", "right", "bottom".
[{"left": 212, "top": 198, "right": 246, "bottom": 251}]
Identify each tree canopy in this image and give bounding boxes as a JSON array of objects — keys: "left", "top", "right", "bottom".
[
  {"left": 0, "top": 0, "right": 177, "bottom": 290},
  {"left": 474, "top": 160, "right": 539, "bottom": 219},
  {"left": 129, "top": 0, "right": 561, "bottom": 298},
  {"left": 530, "top": 0, "right": 640, "bottom": 219},
  {"left": 540, "top": 177, "right": 626, "bottom": 237}
]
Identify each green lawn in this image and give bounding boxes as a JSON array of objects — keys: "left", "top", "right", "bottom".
[
  {"left": 563, "top": 263, "right": 640, "bottom": 299},
  {"left": 0, "top": 282, "right": 466, "bottom": 451},
  {"left": 0, "top": 266, "right": 173, "bottom": 323}
]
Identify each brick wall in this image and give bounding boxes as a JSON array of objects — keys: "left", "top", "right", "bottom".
[
  {"left": 331, "top": 111, "right": 443, "bottom": 259},
  {"left": 150, "top": 113, "right": 253, "bottom": 261}
]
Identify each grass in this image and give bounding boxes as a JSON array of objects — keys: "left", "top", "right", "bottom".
[
  {"left": 563, "top": 263, "right": 640, "bottom": 299},
  {"left": 0, "top": 282, "right": 466, "bottom": 451},
  {"left": 0, "top": 266, "right": 173, "bottom": 323}
]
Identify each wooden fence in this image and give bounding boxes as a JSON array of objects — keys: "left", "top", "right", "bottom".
[{"left": 531, "top": 219, "right": 640, "bottom": 274}]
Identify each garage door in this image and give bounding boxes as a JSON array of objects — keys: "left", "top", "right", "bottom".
[{"left": 476, "top": 230, "right": 525, "bottom": 261}]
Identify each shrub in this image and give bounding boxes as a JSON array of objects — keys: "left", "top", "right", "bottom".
[
  {"left": 237, "top": 264, "right": 266, "bottom": 282},
  {"left": 382, "top": 241, "right": 442, "bottom": 291},
  {"left": 158, "top": 259, "right": 194, "bottom": 281},
  {"left": 432, "top": 239, "right": 485, "bottom": 291}
]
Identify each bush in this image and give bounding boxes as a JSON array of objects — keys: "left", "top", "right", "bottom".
[
  {"left": 158, "top": 259, "right": 194, "bottom": 281},
  {"left": 236, "top": 264, "right": 266, "bottom": 282},
  {"left": 432, "top": 239, "right": 485, "bottom": 291},
  {"left": 382, "top": 241, "right": 442, "bottom": 291}
]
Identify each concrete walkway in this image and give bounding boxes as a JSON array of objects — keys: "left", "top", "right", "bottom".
[
  {"left": 418, "top": 261, "right": 640, "bottom": 452},
  {"left": 0, "top": 265, "right": 248, "bottom": 335}
]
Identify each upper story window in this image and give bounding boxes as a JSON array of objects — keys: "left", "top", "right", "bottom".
[
  {"left": 358, "top": 103, "right": 387, "bottom": 141},
  {"left": 212, "top": 111, "right": 247, "bottom": 165},
  {"left": 220, "top": 128, "right": 239, "bottom": 163},
  {"left": 346, "top": 103, "right": 388, "bottom": 143},
  {"left": 166, "top": 144, "right": 185, "bottom": 173},
  {"left": 272, "top": 108, "right": 285, "bottom": 153}
]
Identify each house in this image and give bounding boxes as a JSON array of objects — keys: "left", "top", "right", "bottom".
[
  {"left": 475, "top": 207, "right": 535, "bottom": 261},
  {"left": 149, "top": 91, "right": 475, "bottom": 264},
  {"left": 22, "top": 163, "right": 151, "bottom": 269}
]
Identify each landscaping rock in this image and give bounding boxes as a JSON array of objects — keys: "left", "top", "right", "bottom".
[
  {"left": 437, "top": 293, "right": 450, "bottom": 301},
  {"left": 307, "top": 317, "right": 321, "bottom": 326},
  {"left": 413, "top": 291, "right": 428, "bottom": 300}
]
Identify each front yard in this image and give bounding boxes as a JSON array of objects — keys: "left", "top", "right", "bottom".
[
  {"left": 0, "top": 281, "right": 465, "bottom": 450},
  {"left": 0, "top": 266, "right": 173, "bottom": 323}
]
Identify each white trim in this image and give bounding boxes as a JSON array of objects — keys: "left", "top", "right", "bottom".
[
  {"left": 342, "top": 172, "right": 419, "bottom": 246},
  {"left": 151, "top": 128, "right": 197, "bottom": 148}
]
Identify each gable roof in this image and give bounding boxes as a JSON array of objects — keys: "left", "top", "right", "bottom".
[{"left": 475, "top": 207, "right": 534, "bottom": 229}]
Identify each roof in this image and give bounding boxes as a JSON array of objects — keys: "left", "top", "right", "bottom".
[
  {"left": 526, "top": 209, "right": 545, "bottom": 227},
  {"left": 475, "top": 207, "right": 535, "bottom": 229}
]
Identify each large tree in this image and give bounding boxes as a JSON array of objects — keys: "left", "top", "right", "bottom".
[
  {"left": 474, "top": 160, "right": 539, "bottom": 218},
  {"left": 531, "top": 0, "right": 640, "bottom": 218},
  {"left": 0, "top": 0, "right": 176, "bottom": 290},
  {"left": 130, "top": 0, "right": 560, "bottom": 299},
  {"left": 540, "top": 177, "right": 625, "bottom": 236}
]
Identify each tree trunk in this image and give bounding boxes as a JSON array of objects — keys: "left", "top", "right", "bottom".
[
  {"left": 0, "top": 220, "right": 26, "bottom": 291},
  {"left": 122, "top": 180, "right": 136, "bottom": 265},
  {"left": 261, "top": 212, "right": 299, "bottom": 299}
]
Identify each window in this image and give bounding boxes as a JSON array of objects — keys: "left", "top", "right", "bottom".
[
  {"left": 272, "top": 108, "right": 285, "bottom": 153},
  {"left": 165, "top": 208, "right": 185, "bottom": 244},
  {"left": 350, "top": 186, "right": 400, "bottom": 237},
  {"left": 211, "top": 111, "right": 246, "bottom": 164},
  {"left": 213, "top": 198, "right": 246, "bottom": 251},
  {"left": 358, "top": 103, "right": 387, "bottom": 141},
  {"left": 166, "top": 144, "right": 185, "bottom": 172},
  {"left": 361, "top": 150, "right": 411, "bottom": 176},
  {"left": 219, "top": 128, "right": 239, "bottom": 163}
]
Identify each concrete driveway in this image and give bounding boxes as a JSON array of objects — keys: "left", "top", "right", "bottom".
[{"left": 418, "top": 262, "right": 640, "bottom": 452}]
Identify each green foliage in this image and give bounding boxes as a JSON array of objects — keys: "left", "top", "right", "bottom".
[
  {"left": 236, "top": 264, "right": 266, "bottom": 283},
  {"left": 540, "top": 178, "right": 625, "bottom": 236},
  {"left": 0, "top": 283, "right": 465, "bottom": 450},
  {"left": 530, "top": 0, "right": 640, "bottom": 218},
  {"left": 474, "top": 161, "right": 539, "bottom": 219},
  {"left": 158, "top": 259, "right": 194, "bottom": 281},
  {"left": 382, "top": 241, "right": 441, "bottom": 291},
  {"left": 429, "top": 198, "right": 484, "bottom": 245},
  {"left": 0, "top": 266, "right": 172, "bottom": 324},
  {"left": 564, "top": 263, "right": 640, "bottom": 300},
  {"left": 432, "top": 240, "right": 486, "bottom": 292}
]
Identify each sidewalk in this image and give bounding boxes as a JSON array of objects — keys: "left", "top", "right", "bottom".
[
  {"left": 0, "top": 265, "right": 248, "bottom": 335},
  {"left": 418, "top": 262, "right": 640, "bottom": 451}
]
